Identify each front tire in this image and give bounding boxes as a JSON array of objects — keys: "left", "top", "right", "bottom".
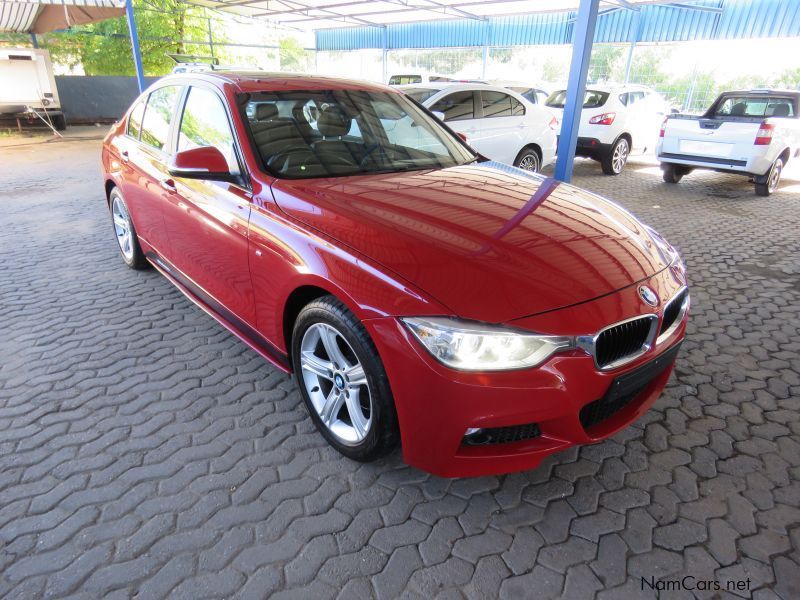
[
  {"left": 601, "top": 137, "right": 629, "bottom": 175},
  {"left": 514, "top": 147, "right": 541, "bottom": 173},
  {"left": 109, "top": 187, "right": 147, "bottom": 269},
  {"left": 292, "top": 296, "right": 399, "bottom": 461},
  {"left": 755, "top": 157, "right": 783, "bottom": 196}
]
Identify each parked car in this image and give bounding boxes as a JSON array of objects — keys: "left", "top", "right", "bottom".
[
  {"left": 400, "top": 83, "right": 558, "bottom": 172},
  {"left": 657, "top": 89, "right": 800, "bottom": 196},
  {"left": 545, "top": 84, "right": 671, "bottom": 175},
  {"left": 388, "top": 73, "right": 454, "bottom": 85},
  {"left": 491, "top": 80, "right": 550, "bottom": 105},
  {"left": 102, "top": 71, "right": 689, "bottom": 478}
]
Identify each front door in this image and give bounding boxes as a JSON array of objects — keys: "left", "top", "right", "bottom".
[
  {"left": 430, "top": 90, "right": 482, "bottom": 151},
  {"left": 160, "top": 84, "right": 256, "bottom": 326}
]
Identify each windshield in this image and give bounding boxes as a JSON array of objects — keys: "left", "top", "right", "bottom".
[
  {"left": 711, "top": 95, "right": 795, "bottom": 118},
  {"left": 402, "top": 87, "right": 439, "bottom": 103},
  {"left": 545, "top": 89, "right": 609, "bottom": 109},
  {"left": 240, "top": 89, "right": 476, "bottom": 179}
]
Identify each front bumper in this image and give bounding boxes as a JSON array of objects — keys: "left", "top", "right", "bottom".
[{"left": 365, "top": 265, "right": 688, "bottom": 478}]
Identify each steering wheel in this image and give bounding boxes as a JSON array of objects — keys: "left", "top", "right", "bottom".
[
  {"left": 267, "top": 146, "right": 318, "bottom": 171},
  {"left": 359, "top": 143, "right": 389, "bottom": 168}
]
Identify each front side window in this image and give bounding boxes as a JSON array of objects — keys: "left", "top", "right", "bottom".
[
  {"left": 127, "top": 99, "right": 145, "bottom": 139},
  {"left": 178, "top": 86, "right": 238, "bottom": 172},
  {"left": 431, "top": 91, "right": 474, "bottom": 122},
  {"left": 140, "top": 86, "right": 182, "bottom": 151},
  {"left": 241, "top": 89, "right": 476, "bottom": 179}
]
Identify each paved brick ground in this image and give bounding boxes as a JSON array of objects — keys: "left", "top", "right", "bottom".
[{"left": 1, "top": 138, "right": 799, "bottom": 599}]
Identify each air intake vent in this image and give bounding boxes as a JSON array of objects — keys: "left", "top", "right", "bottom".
[
  {"left": 659, "top": 288, "right": 688, "bottom": 339},
  {"left": 462, "top": 423, "right": 541, "bottom": 446},
  {"left": 594, "top": 316, "right": 656, "bottom": 370}
]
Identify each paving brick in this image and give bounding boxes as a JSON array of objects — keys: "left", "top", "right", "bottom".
[{"left": 3, "top": 144, "right": 800, "bottom": 599}]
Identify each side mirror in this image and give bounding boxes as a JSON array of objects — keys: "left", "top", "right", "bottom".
[
  {"left": 431, "top": 110, "right": 445, "bottom": 121},
  {"left": 168, "top": 146, "right": 235, "bottom": 182}
]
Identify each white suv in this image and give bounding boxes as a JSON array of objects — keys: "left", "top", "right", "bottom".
[
  {"left": 400, "top": 83, "right": 558, "bottom": 172},
  {"left": 545, "top": 84, "right": 672, "bottom": 175}
]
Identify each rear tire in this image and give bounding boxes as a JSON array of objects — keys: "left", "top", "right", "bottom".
[
  {"left": 662, "top": 163, "right": 683, "bottom": 184},
  {"left": 53, "top": 113, "right": 67, "bottom": 131},
  {"left": 601, "top": 137, "right": 629, "bottom": 175},
  {"left": 755, "top": 157, "right": 783, "bottom": 196},
  {"left": 292, "top": 296, "right": 399, "bottom": 462},
  {"left": 109, "top": 187, "right": 148, "bottom": 270},
  {"left": 514, "top": 147, "right": 541, "bottom": 173}
]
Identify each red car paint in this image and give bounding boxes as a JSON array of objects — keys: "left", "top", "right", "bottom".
[{"left": 102, "top": 72, "right": 689, "bottom": 477}]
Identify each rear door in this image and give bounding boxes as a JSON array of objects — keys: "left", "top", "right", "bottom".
[
  {"left": 125, "top": 85, "right": 184, "bottom": 255},
  {"left": 473, "top": 90, "right": 527, "bottom": 164},
  {"left": 161, "top": 84, "right": 256, "bottom": 325}
]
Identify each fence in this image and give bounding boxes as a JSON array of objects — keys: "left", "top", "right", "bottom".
[{"left": 318, "top": 37, "right": 800, "bottom": 114}]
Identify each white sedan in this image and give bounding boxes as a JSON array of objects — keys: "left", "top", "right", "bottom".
[
  {"left": 545, "top": 84, "right": 672, "bottom": 175},
  {"left": 400, "top": 83, "right": 558, "bottom": 172}
]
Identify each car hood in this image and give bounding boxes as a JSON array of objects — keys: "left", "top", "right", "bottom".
[{"left": 271, "top": 162, "right": 669, "bottom": 323}]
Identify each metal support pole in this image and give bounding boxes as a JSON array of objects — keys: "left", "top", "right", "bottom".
[
  {"left": 381, "top": 28, "right": 388, "bottom": 84},
  {"left": 481, "top": 22, "right": 489, "bottom": 80},
  {"left": 623, "top": 41, "right": 636, "bottom": 84},
  {"left": 125, "top": 0, "right": 146, "bottom": 93},
  {"left": 30, "top": 33, "right": 38, "bottom": 48},
  {"left": 554, "top": 0, "right": 600, "bottom": 183},
  {"left": 207, "top": 19, "right": 215, "bottom": 62},
  {"left": 624, "top": 11, "right": 641, "bottom": 84}
]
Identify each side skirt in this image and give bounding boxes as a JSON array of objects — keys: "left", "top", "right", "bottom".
[{"left": 145, "top": 251, "right": 292, "bottom": 373}]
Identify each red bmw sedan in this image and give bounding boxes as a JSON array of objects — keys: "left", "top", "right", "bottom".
[{"left": 102, "top": 71, "right": 689, "bottom": 478}]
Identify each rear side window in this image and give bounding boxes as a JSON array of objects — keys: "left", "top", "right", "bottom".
[
  {"left": 431, "top": 91, "right": 474, "bottom": 122},
  {"left": 713, "top": 96, "right": 795, "bottom": 118},
  {"left": 389, "top": 75, "right": 422, "bottom": 85},
  {"left": 127, "top": 99, "right": 145, "bottom": 139},
  {"left": 546, "top": 90, "right": 609, "bottom": 109},
  {"left": 178, "top": 86, "right": 239, "bottom": 172},
  {"left": 140, "top": 86, "right": 182, "bottom": 151},
  {"left": 480, "top": 91, "right": 525, "bottom": 118}
]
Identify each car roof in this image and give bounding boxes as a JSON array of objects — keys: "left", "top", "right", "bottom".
[
  {"left": 549, "top": 83, "right": 653, "bottom": 94},
  {"left": 721, "top": 89, "right": 800, "bottom": 97},
  {"left": 397, "top": 82, "right": 530, "bottom": 95},
  {"left": 156, "top": 70, "right": 396, "bottom": 94}
]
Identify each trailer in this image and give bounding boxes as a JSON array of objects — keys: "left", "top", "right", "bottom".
[{"left": 0, "top": 47, "right": 66, "bottom": 131}]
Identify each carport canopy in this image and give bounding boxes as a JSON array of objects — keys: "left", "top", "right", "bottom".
[{"left": 0, "top": 0, "right": 125, "bottom": 33}]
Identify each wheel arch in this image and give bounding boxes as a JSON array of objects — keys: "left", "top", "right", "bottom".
[{"left": 104, "top": 179, "right": 117, "bottom": 205}]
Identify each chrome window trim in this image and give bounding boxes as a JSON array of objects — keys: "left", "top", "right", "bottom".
[
  {"left": 576, "top": 314, "right": 659, "bottom": 372},
  {"left": 656, "top": 286, "right": 690, "bottom": 346}
]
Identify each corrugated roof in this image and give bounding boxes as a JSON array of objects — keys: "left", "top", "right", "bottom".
[{"left": 315, "top": 0, "right": 799, "bottom": 51}]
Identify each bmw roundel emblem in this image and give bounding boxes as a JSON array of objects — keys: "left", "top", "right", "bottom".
[{"left": 638, "top": 285, "right": 659, "bottom": 307}]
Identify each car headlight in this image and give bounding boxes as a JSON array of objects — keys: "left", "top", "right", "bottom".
[{"left": 401, "top": 317, "right": 573, "bottom": 371}]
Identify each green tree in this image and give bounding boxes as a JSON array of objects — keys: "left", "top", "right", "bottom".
[{"left": 279, "top": 37, "right": 310, "bottom": 72}]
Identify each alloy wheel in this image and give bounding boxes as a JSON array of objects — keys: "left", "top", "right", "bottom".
[
  {"left": 612, "top": 139, "right": 629, "bottom": 173},
  {"left": 299, "top": 322, "right": 372, "bottom": 445},
  {"left": 518, "top": 153, "right": 540, "bottom": 172},
  {"left": 111, "top": 195, "right": 134, "bottom": 261},
  {"left": 768, "top": 159, "right": 783, "bottom": 193}
]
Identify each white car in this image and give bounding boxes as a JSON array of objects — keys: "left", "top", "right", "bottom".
[
  {"left": 388, "top": 73, "right": 455, "bottom": 86},
  {"left": 545, "top": 84, "right": 672, "bottom": 175},
  {"left": 657, "top": 89, "right": 800, "bottom": 196},
  {"left": 400, "top": 83, "right": 558, "bottom": 172},
  {"left": 490, "top": 81, "right": 551, "bottom": 106}
]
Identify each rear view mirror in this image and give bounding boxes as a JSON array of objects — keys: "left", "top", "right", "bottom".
[{"left": 168, "top": 146, "right": 235, "bottom": 182}]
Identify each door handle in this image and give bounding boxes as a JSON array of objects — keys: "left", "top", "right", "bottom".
[
  {"left": 120, "top": 150, "right": 129, "bottom": 163},
  {"left": 160, "top": 178, "right": 177, "bottom": 193}
]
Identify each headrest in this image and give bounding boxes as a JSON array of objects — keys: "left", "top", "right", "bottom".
[
  {"left": 730, "top": 102, "right": 746, "bottom": 116},
  {"left": 254, "top": 103, "right": 278, "bottom": 121},
  {"left": 317, "top": 106, "right": 351, "bottom": 137},
  {"left": 771, "top": 104, "right": 790, "bottom": 117}
]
